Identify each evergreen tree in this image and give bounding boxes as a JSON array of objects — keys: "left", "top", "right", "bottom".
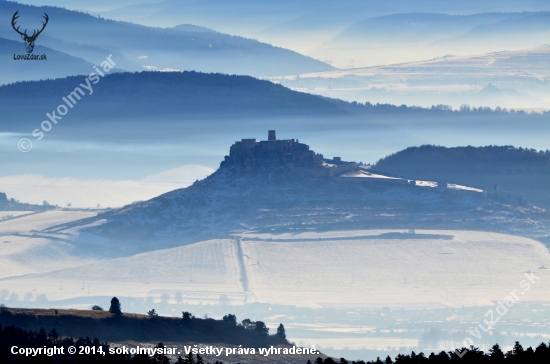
[
  {"left": 490, "top": 344, "right": 505, "bottom": 363},
  {"left": 511, "top": 341, "right": 524, "bottom": 356},
  {"left": 148, "top": 309, "right": 159, "bottom": 320},
  {"left": 109, "top": 297, "right": 122, "bottom": 315},
  {"left": 276, "top": 323, "right": 286, "bottom": 340},
  {"left": 182, "top": 311, "right": 193, "bottom": 326},
  {"left": 196, "top": 354, "right": 204, "bottom": 364},
  {"left": 48, "top": 328, "right": 59, "bottom": 344},
  {"left": 184, "top": 352, "right": 195, "bottom": 364}
]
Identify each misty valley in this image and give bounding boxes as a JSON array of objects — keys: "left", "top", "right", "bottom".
[{"left": 1, "top": 1, "right": 550, "bottom": 364}]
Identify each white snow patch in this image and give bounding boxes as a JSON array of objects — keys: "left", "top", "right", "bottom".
[
  {"left": 341, "top": 170, "right": 402, "bottom": 179},
  {"left": 448, "top": 184, "right": 483, "bottom": 192}
]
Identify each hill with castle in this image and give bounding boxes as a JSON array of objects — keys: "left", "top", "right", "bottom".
[
  {"left": 2, "top": 132, "right": 550, "bottom": 333},
  {"left": 38, "top": 131, "right": 546, "bottom": 256}
]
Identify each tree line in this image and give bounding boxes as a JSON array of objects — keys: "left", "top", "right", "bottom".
[
  {"left": 308, "top": 341, "right": 550, "bottom": 364},
  {"left": 0, "top": 298, "right": 288, "bottom": 363}
]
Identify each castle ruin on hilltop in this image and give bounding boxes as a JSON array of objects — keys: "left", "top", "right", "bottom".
[
  {"left": 221, "top": 130, "right": 358, "bottom": 178},
  {"left": 218, "top": 130, "right": 512, "bottom": 199}
]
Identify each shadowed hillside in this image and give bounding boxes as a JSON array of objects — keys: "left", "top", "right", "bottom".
[
  {"left": 0, "top": 71, "right": 344, "bottom": 130},
  {"left": 0, "top": 307, "right": 287, "bottom": 347}
]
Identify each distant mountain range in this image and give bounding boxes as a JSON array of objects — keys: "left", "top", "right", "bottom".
[
  {"left": 329, "top": 13, "right": 531, "bottom": 47},
  {"left": 98, "top": 0, "right": 550, "bottom": 31},
  {"left": 275, "top": 45, "right": 550, "bottom": 110},
  {"left": 0, "top": 1, "right": 332, "bottom": 84},
  {"left": 3, "top": 1, "right": 549, "bottom": 78},
  {"left": 94, "top": 1, "right": 550, "bottom": 66},
  {"left": 3, "top": 2, "right": 550, "bottom": 85},
  {"left": 310, "top": 11, "right": 550, "bottom": 68}
]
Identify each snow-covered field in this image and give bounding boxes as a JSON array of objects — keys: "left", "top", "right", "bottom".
[
  {"left": 0, "top": 212, "right": 548, "bottom": 310},
  {"left": 241, "top": 230, "right": 550, "bottom": 308},
  {"left": 0, "top": 211, "right": 101, "bottom": 280},
  {"left": 3, "top": 239, "right": 244, "bottom": 302},
  {"left": 0, "top": 211, "right": 33, "bottom": 220},
  {"left": 0, "top": 210, "right": 98, "bottom": 233},
  {"left": 0, "top": 235, "right": 95, "bottom": 279}
]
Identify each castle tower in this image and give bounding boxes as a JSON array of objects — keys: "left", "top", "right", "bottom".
[{"left": 268, "top": 130, "right": 276, "bottom": 141}]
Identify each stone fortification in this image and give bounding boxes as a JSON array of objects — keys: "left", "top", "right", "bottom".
[{"left": 220, "top": 130, "right": 357, "bottom": 178}]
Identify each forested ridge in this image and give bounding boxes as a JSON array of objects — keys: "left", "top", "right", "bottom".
[
  {"left": 0, "top": 72, "right": 343, "bottom": 123},
  {"left": 375, "top": 145, "right": 550, "bottom": 176},
  {"left": 310, "top": 341, "right": 550, "bottom": 364},
  {"left": 0, "top": 307, "right": 285, "bottom": 349},
  {"left": 374, "top": 145, "right": 550, "bottom": 208}
]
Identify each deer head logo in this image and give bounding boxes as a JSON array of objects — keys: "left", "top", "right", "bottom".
[{"left": 11, "top": 11, "right": 49, "bottom": 54}]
